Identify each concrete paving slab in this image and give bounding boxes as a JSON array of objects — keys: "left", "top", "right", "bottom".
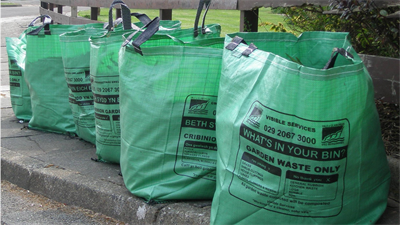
[
  {"left": 1, "top": 147, "right": 212, "bottom": 224},
  {"left": 1, "top": 106, "right": 212, "bottom": 224},
  {"left": 35, "top": 147, "right": 124, "bottom": 186},
  {"left": 1, "top": 107, "right": 40, "bottom": 136}
]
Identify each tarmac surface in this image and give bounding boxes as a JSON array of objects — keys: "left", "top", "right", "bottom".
[
  {"left": 1, "top": 180, "right": 126, "bottom": 224},
  {"left": 1, "top": 1, "right": 399, "bottom": 224}
]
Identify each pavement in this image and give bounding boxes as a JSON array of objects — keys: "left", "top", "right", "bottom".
[{"left": 1, "top": 1, "right": 399, "bottom": 225}]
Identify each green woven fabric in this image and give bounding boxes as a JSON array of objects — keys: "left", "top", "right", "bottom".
[
  {"left": 88, "top": 21, "right": 190, "bottom": 164},
  {"left": 59, "top": 17, "right": 160, "bottom": 145},
  {"left": 90, "top": 29, "right": 128, "bottom": 163},
  {"left": 210, "top": 32, "right": 390, "bottom": 224},
  {"left": 89, "top": 20, "right": 182, "bottom": 164},
  {"left": 5, "top": 35, "right": 31, "bottom": 121},
  {"left": 119, "top": 31, "right": 223, "bottom": 202},
  {"left": 60, "top": 28, "right": 106, "bottom": 144},
  {"left": 25, "top": 23, "right": 103, "bottom": 134}
]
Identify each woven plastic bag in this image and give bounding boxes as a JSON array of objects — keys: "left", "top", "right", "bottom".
[
  {"left": 88, "top": 8, "right": 184, "bottom": 164},
  {"left": 5, "top": 33, "right": 31, "bottom": 121},
  {"left": 4, "top": 16, "right": 58, "bottom": 121},
  {"left": 118, "top": 9, "right": 223, "bottom": 202},
  {"left": 24, "top": 15, "right": 103, "bottom": 134},
  {"left": 210, "top": 32, "right": 391, "bottom": 224},
  {"left": 59, "top": 0, "right": 151, "bottom": 144},
  {"left": 60, "top": 28, "right": 103, "bottom": 144}
]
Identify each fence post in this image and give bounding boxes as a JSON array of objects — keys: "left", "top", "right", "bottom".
[
  {"left": 40, "top": 1, "right": 48, "bottom": 9},
  {"left": 240, "top": 8, "right": 259, "bottom": 32},
  {"left": 91, "top": 7, "right": 99, "bottom": 21},
  {"left": 71, "top": 6, "right": 78, "bottom": 18},
  {"left": 160, "top": 9, "right": 172, "bottom": 20},
  {"left": 57, "top": 5, "right": 63, "bottom": 14}
]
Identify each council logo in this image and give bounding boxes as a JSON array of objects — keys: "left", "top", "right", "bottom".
[
  {"left": 247, "top": 106, "right": 263, "bottom": 128},
  {"left": 322, "top": 124, "right": 345, "bottom": 145},
  {"left": 189, "top": 99, "right": 209, "bottom": 115}
]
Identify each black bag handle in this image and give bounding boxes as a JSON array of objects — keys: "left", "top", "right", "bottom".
[
  {"left": 107, "top": 8, "right": 152, "bottom": 31},
  {"left": 121, "top": 17, "right": 160, "bottom": 55},
  {"left": 27, "top": 15, "right": 52, "bottom": 35},
  {"left": 225, "top": 36, "right": 247, "bottom": 50},
  {"left": 130, "top": 12, "right": 152, "bottom": 25},
  {"left": 104, "top": 3, "right": 151, "bottom": 31},
  {"left": 225, "top": 36, "right": 257, "bottom": 56},
  {"left": 129, "top": 12, "right": 152, "bottom": 30},
  {"left": 227, "top": 37, "right": 355, "bottom": 64},
  {"left": 323, "top": 48, "right": 354, "bottom": 69},
  {"left": 122, "top": 16, "right": 188, "bottom": 55},
  {"left": 193, "top": 0, "right": 211, "bottom": 37},
  {"left": 131, "top": 17, "right": 160, "bottom": 55},
  {"left": 28, "top": 15, "right": 51, "bottom": 27},
  {"left": 242, "top": 43, "right": 258, "bottom": 57},
  {"left": 106, "top": 0, "right": 132, "bottom": 31}
]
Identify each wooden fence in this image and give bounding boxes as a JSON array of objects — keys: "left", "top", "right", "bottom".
[
  {"left": 39, "top": 0, "right": 399, "bottom": 31},
  {"left": 360, "top": 55, "right": 399, "bottom": 104}
]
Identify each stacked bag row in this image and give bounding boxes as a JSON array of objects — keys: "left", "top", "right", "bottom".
[{"left": 5, "top": 0, "right": 391, "bottom": 224}]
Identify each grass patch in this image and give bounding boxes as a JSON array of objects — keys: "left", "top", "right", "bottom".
[
  {"left": 78, "top": 7, "right": 291, "bottom": 36},
  {"left": 1, "top": 2, "right": 21, "bottom": 6}
]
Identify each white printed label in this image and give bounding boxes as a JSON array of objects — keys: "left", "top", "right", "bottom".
[
  {"left": 229, "top": 101, "right": 348, "bottom": 217},
  {"left": 9, "top": 68, "right": 23, "bottom": 106},
  {"left": 65, "top": 68, "right": 95, "bottom": 128},
  {"left": 174, "top": 95, "right": 218, "bottom": 181},
  {"left": 91, "top": 75, "right": 120, "bottom": 146}
]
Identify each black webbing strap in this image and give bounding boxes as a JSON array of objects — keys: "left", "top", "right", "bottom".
[
  {"left": 107, "top": 0, "right": 131, "bottom": 31},
  {"left": 225, "top": 36, "right": 247, "bottom": 51},
  {"left": 121, "top": 17, "right": 160, "bottom": 56},
  {"left": 242, "top": 43, "right": 258, "bottom": 57},
  {"left": 118, "top": 5, "right": 152, "bottom": 30},
  {"left": 193, "top": 0, "right": 211, "bottom": 37},
  {"left": 131, "top": 12, "right": 152, "bottom": 25},
  {"left": 120, "top": 3, "right": 132, "bottom": 30},
  {"left": 27, "top": 15, "right": 52, "bottom": 35},
  {"left": 131, "top": 17, "right": 160, "bottom": 55},
  {"left": 323, "top": 48, "right": 354, "bottom": 69}
]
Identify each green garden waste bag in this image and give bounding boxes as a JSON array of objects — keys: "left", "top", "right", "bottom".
[
  {"left": 59, "top": 0, "right": 151, "bottom": 144},
  {"left": 89, "top": 7, "right": 184, "bottom": 164},
  {"left": 5, "top": 34, "right": 31, "bottom": 121},
  {"left": 4, "top": 16, "right": 57, "bottom": 121},
  {"left": 60, "top": 28, "right": 104, "bottom": 144},
  {"left": 24, "top": 15, "right": 104, "bottom": 134},
  {"left": 118, "top": 14, "right": 223, "bottom": 202},
  {"left": 89, "top": 30, "right": 124, "bottom": 163},
  {"left": 210, "top": 32, "right": 391, "bottom": 224}
]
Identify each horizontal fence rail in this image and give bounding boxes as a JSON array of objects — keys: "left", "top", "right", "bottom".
[
  {"left": 40, "top": 0, "right": 400, "bottom": 30},
  {"left": 359, "top": 55, "right": 399, "bottom": 104}
]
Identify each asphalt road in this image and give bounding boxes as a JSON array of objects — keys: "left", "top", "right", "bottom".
[
  {"left": 1, "top": 0, "right": 86, "bottom": 18},
  {"left": 1, "top": 1, "right": 41, "bottom": 18},
  {"left": 1, "top": 180, "right": 126, "bottom": 225}
]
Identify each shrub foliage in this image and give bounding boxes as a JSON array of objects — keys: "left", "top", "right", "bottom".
[{"left": 273, "top": 1, "right": 399, "bottom": 58}]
